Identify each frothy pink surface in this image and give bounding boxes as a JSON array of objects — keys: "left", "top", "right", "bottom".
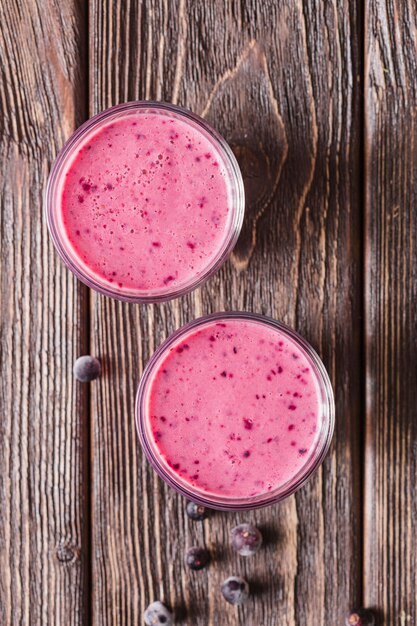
[
  {"left": 146, "top": 318, "right": 324, "bottom": 499},
  {"left": 59, "top": 111, "right": 231, "bottom": 294}
]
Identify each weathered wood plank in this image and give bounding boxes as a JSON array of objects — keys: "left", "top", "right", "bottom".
[
  {"left": 0, "top": 1, "right": 89, "bottom": 624},
  {"left": 89, "top": 1, "right": 363, "bottom": 624},
  {"left": 365, "top": 1, "right": 417, "bottom": 623}
]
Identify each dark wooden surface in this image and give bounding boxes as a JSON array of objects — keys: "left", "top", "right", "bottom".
[
  {"left": 0, "top": 1, "right": 90, "bottom": 624},
  {"left": 365, "top": 2, "right": 417, "bottom": 624},
  {"left": 0, "top": 1, "right": 415, "bottom": 625}
]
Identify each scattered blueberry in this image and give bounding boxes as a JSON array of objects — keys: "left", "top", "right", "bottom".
[
  {"left": 73, "top": 355, "right": 101, "bottom": 382},
  {"left": 186, "top": 501, "right": 208, "bottom": 521},
  {"left": 230, "top": 523, "right": 263, "bottom": 556},
  {"left": 345, "top": 609, "right": 375, "bottom": 626},
  {"left": 144, "top": 601, "right": 172, "bottom": 625},
  {"left": 185, "top": 546, "right": 210, "bottom": 570},
  {"left": 221, "top": 576, "right": 249, "bottom": 605}
]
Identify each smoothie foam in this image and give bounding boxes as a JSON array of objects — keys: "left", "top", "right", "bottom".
[
  {"left": 54, "top": 106, "right": 239, "bottom": 298},
  {"left": 142, "top": 316, "right": 328, "bottom": 502}
]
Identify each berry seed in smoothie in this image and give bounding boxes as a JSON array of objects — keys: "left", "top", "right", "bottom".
[
  {"left": 47, "top": 103, "right": 244, "bottom": 301},
  {"left": 138, "top": 314, "right": 334, "bottom": 507}
]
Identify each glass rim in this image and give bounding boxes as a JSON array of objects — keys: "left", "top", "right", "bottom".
[
  {"left": 45, "top": 100, "right": 245, "bottom": 303},
  {"left": 136, "top": 311, "right": 335, "bottom": 511}
]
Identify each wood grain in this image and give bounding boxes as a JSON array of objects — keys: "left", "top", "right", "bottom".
[
  {"left": 0, "top": 1, "right": 89, "bottom": 624},
  {"left": 365, "top": 1, "right": 417, "bottom": 624},
  {"left": 3, "top": 1, "right": 417, "bottom": 624},
  {"left": 89, "top": 1, "right": 363, "bottom": 624}
]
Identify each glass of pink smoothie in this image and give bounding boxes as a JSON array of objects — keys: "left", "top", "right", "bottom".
[
  {"left": 136, "top": 312, "right": 335, "bottom": 511},
  {"left": 45, "top": 102, "right": 244, "bottom": 302}
]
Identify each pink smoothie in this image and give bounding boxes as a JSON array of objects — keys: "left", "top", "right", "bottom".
[
  {"left": 145, "top": 317, "right": 324, "bottom": 499},
  {"left": 58, "top": 110, "right": 233, "bottom": 295}
]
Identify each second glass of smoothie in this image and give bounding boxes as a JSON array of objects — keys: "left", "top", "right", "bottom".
[
  {"left": 136, "top": 312, "right": 335, "bottom": 511},
  {"left": 46, "top": 102, "right": 244, "bottom": 302}
]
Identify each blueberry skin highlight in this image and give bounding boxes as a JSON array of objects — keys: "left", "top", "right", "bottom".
[
  {"left": 186, "top": 501, "right": 209, "bottom": 521},
  {"left": 73, "top": 355, "right": 101, "bottom": 382},
  {"left": 144, "top": 601, "right": 172, "bottom": 625},
  {"left": 345, "top": 609, "right": 375, "bottom": 626},
  {"left": 230, "top": 523, "right": 263, "bottom": 556},
  {"left": 221, "top": 576, "right": 249, "bottom": 605},
  {"left": 185, "top": 546, "right": 210, "bottom": 570}
]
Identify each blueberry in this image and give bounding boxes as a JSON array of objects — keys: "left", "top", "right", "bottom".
[
  {"left": 73, "top": 355, "right": 101, "bottom": 382},
  {"left": 186, "top": 501, "right": 208, "bottom": 521},
  {"left": 345, "top": 609, "right": 375, "bottom": 626},
  {"left": 230, "top": 523, "right": 263, "bottom": 556},
  {"left": 144, "top": 601, "right": 172, "bottom": 626},
  {"left": 185, "top": 546, "right": 210, "bottom": 570},
  {"left": 221, "top": 576, "right": 249, "bottom": 605}
]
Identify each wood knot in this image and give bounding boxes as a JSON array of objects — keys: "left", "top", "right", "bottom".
[
  {"left": 229, "top": 137, "right": 285, "bottom": 270},
  {"left": 201, "top": 40, "right": 288, "bottom": 269},
  {"left": 55, "top": 542, "right": 81, "bottom": 564},
  {"left": 231, "top": 143, "right": 270, "bottom": 209}
]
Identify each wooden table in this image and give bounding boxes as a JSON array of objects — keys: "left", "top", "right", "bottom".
[{"left": 1, "top": 1, "right": 416, "bottom": 624}]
